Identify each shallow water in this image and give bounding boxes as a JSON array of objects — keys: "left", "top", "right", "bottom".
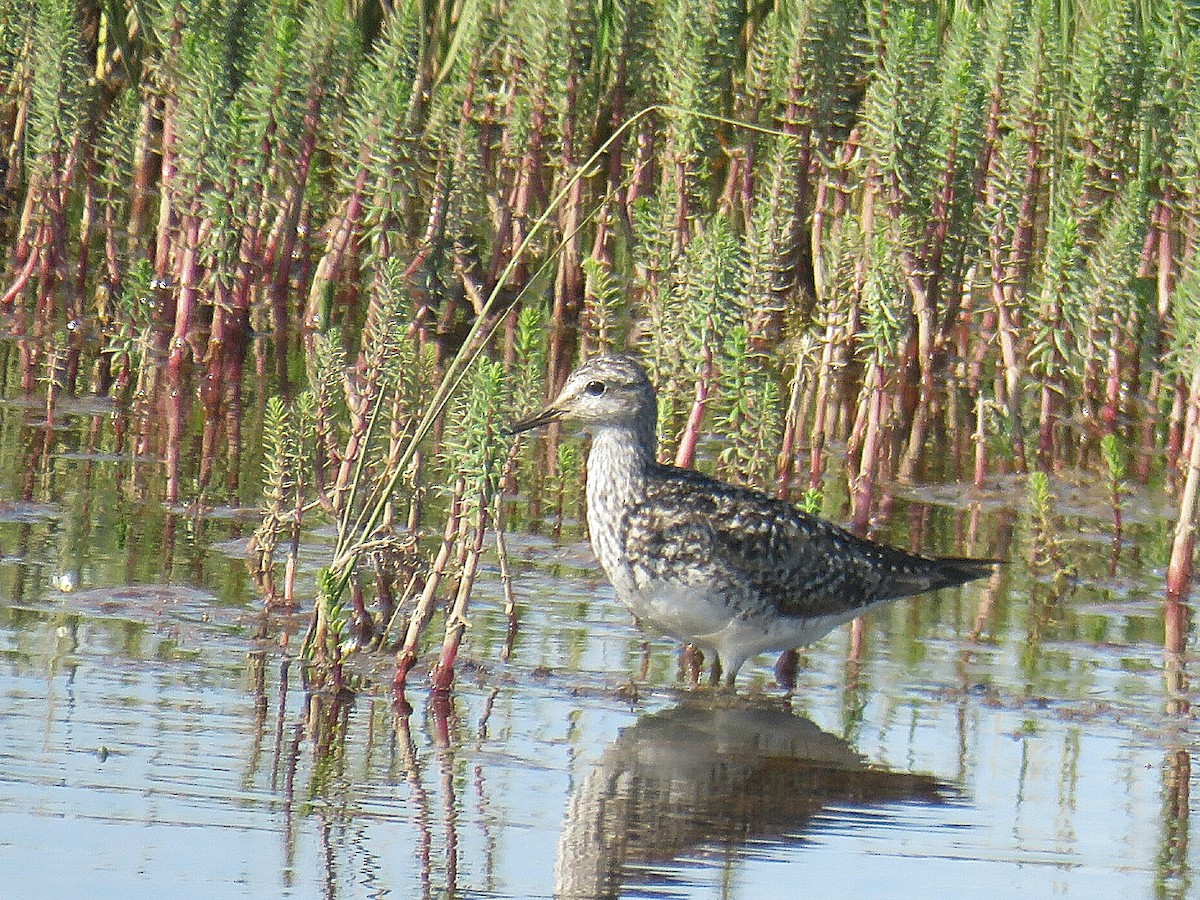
[{"left": 0, "top": 386, "right": 1196, "bottom": 898}]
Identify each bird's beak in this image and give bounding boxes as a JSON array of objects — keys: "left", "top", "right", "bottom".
[{"left": 503, "top": 404, "right": 564, "bottom": 436}]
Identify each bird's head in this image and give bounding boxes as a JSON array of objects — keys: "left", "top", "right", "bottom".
[{"left": 505, "top": 354, "right": 657, "bottom": 438}]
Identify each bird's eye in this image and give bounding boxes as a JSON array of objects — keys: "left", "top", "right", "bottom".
[{"left": 584, "top": 380, "right": 606, "bottom": 396}]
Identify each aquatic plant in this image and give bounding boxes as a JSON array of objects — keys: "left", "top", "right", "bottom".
[
  {"left": 552, "top": 442, "right": 579, "bottom": 538},
  {"left": 5, "top": 0, "right": 1200, "bottom": 692},
  {"left": 429, "top": 358, "right": 509, "bottom": 692},
  {"left": 251, "top": 395, "right": 296, "bottom": 604},
  {"left": 1027, "top": 469, "right": 1068, "bottom": 577},
  {"left": 1100, "top": 432, "right": 1126, "bottom": 565},
  {"left": 1167, "top": 266, "right": 1200, "bottom": 598}
]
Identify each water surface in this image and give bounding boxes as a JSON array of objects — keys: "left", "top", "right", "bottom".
[{"left": 0, "top": 385, "right": 1195, "bottom": 899}]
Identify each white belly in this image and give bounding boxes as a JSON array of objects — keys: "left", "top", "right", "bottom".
[
  {"left": 627, "top": 580, "right": 736, "bottom": 642},
  {"left": 608, "top": 571, "right": 868, "bottom": 676}
]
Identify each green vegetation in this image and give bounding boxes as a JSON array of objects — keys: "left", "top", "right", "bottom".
[{"left": 3, "top": 0, "right": 1200, "bottom": 692}]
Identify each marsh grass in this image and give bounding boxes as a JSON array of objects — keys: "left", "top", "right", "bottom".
[{"left": 3, "top": 0, "right": 1200, "bottom": 694}]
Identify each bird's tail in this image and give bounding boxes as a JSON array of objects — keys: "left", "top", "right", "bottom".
[{"left": 923, "top": 556, "right": 1001, "bottom": 593}]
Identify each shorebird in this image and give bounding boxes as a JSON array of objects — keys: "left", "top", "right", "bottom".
[{"left": 508, "top": 354, "right": 996, "bottom": 687}]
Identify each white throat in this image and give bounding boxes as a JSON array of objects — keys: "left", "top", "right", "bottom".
[{"left": 584, "top": 426, "right": 650, "bottom": 591}]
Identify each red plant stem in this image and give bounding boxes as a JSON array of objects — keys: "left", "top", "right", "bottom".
[
  {"left": 845, "top": 373, "right": 868, "bottom": 475},
  {"left": 266, "top": 67, "right": 328, "bottom": 383},
  {"left": 1037, "top": 383, "right": 1058, "bottom": 471},
  {"left": 281, "top": 479, "right": 303, "bottom": 609},
  {"left": 432, "top": 696, "right": 460, "bottom": 892},
  {"left": 1134, "top": 383, "right": 1157, "bottom": 483},
  {"left": 431, "top": 509, "right": 488, "bottom": 694},
  {"left": 223, "top": 342, "right": 247, "bottom": 498},
  {"left": 198, "top": 413, "right": 220, "bottom": 499},
  {"left": 624, "top": 123, "right": 654, "bottom": 216},
  {"left": 806, "top": 324, "right": 838, "bottom": 492},
  {"left": 922, "top": 126, "right": 959, "bottom": 298},
  {"left": 413, "top": 50, "right": 480, "bottom": 286},
  {"left": 4, "top": 79, "right": 30, "bottom": 194},
  {"left": 716, "top": 143, "right": 744, "bottom": 223},
  {"left": 1102, "top": 336, "right": 1122, "bottom": 431},
  {"left": 1167, "top": 362, "right": 1200, "bottom": 598},
  {"left": 165, "top": 382, "right": 185, "bottom": 506},
  {"left": 1167, "top": 375, "right": 1188, "bottom": 485},
  {"left": 305, "top": 164, "right": 368, "bottom": 336},
  {"left": 1109, "top": 486, "right": 1123, "bottom": 577},
  {"left": 34, "top": 177, "right": 67, "bottom": 327},
  {"left": 852, "top": 361, "right": 884, "bottom": 535},
  {"left": 164, "top": 212, "right": 201, "bottom": 504},
  {"left": 498, "top": 109, "right": 544, "bottom": 290},
  {"left": 1036, "top": 277, "right": 1064, "bottom": 470},
  {"left": 0, "top": 229, "right": 39, "bottom": 311},
  {"left": 1165, "top": 594, "right": 1188, "bottom": 659},
  {"left": 493, "top": 465, "right": 519, "bottom": 660},
  {"left": 394, "top": 481, "right": 464, "bottom": 695},
  {"left": 778, "top": 52, "right": 816, "bottom": 325},
  {"left": 1132, "top": 177, "right": 1180, "bottom": 483},
  {"left": 11, "top": 164, "right": 39, "bottom": 265},
  {"left": 674, "top": 347, "right": 713, "bottom": 469},
  {"left": 604, "top": 57, "right": 629, "bottom": 205},
  {"left": 127, "top": 97, "right": 157, "bottom": 254},
  {"left": 880, "top": 140, "right": 933, "bottom": 441},
  {"left": 349, "top": 574, "right": 374, "bottom": 646},
  {"left": 405, "top": 160, "right": 447, "bottom": 292},
  {"left": 546, "top": 61, "right": 584, "bottom": 394},
  {"left": 72, "top": 121, "right": 99, "bottom": 301},
  {"left": 992, "top": 269, "right": 1028, "bottom": 472},
  {"left": 102, "top": 174, "right": 122, "bottom": 291},
  {"left": 775, "top": 362, "right": 804, "bottom": 498},
  {"left": 984, "top": 98, "right": 1044, "bottom": 475},
  {"left": 153, "top": 107, "right": 178, "bottom": 280}
]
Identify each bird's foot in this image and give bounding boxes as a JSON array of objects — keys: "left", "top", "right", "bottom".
[
  {"left": 678, "top": 643, "right": 705, "bottom": 687},
  {"left": 774, "top": 649, "right": 799, "bottom": 692}
]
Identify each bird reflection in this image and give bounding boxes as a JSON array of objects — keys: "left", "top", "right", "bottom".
[{"left": 555, "top": 699, "right": 947, "bottom": 899}]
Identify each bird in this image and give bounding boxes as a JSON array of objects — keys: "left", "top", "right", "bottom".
[{"left": 507, "top": 354, "right": 997, "bottom": 688}]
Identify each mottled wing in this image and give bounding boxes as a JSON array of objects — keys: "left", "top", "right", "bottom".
[{"left": 631, "top": 469, "right": 949, "bottom": 620}]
